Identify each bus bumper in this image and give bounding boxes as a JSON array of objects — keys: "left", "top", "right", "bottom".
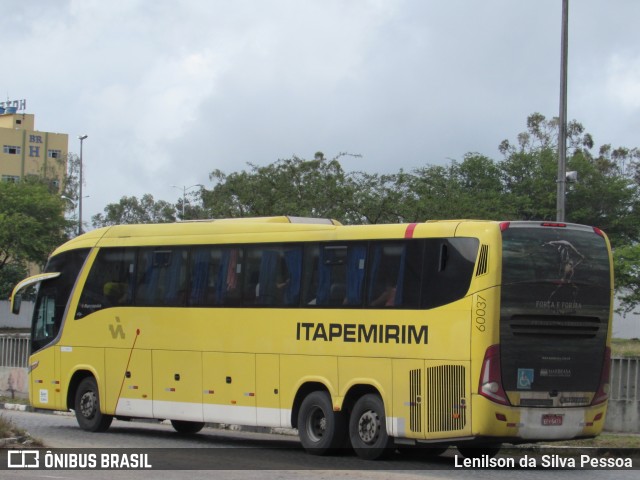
[{"left": 470, "top": 394, "right": 608, "bottom": 443}]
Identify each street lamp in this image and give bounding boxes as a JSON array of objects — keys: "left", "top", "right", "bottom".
[
  {"left": 78, "top": 134, "right": 88, "bottom": 235},
  {"left": 556, "top": 0, "right": 569, "bottom": 221},
  {"left": 171, "top": 184, "right": 204, "bottom": 220}
]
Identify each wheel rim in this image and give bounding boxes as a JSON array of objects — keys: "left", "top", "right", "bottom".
[
  {"left": 79, "top": 390, "right": 97, "bottom": 419},
  {"left": 357, "top": 409, "right": 380, "bottom": 444},
  {"left": 305, "top": 405, "right": 327, "bottom": 443}
]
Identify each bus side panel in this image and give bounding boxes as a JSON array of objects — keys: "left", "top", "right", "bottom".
[
  {"left": 202, "top": 352, "right": 256, "bottom": 426},
  {"left": 338, "top": 356, "right": 392, "bottom": 425},
  {"left": 29, "top": 346, "right": 60, "bottom": 410},
  {"left": 59, "top": 346, "right": 104, "bottom": 410},
  {"left": 281, "top": 355, "right": 339, "bottom": 428},
  {"left": 105, "top": 348, "right": 152, "bottom": 418},
  {"left": 256, "top": 353, "right": 281, "bottom": 427},
  {"left": 153, "top": 350, "right": 203, "bottom": 422}
]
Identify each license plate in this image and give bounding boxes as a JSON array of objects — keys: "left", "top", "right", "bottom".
[{"left": 541, "top": 414, "right": 564, "bottom": 426}]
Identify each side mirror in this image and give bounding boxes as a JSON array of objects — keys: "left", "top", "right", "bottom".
[{"left": 11, "top": 294, "right": 22, "bottom": 315}]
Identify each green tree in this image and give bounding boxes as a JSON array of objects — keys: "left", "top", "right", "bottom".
[
  {"left": 0, "top": 261, "right": 28, "bottom": 300},
  {"left": 397, "top": 155, "right": 504, "bottom": 222},
  {"left": 344, "top": 171, "right": 404, "bottom": 224},
  {"left": 202, "top": 152, "right": 356, "bottom": 221},
  {"left": 92, "top": 194, "right": 176, "bottom": 227},
  {"left": 498, "top": 114, "right": 640, "bottom": 241},
  {"left": 566, "top": 147, "right": 640, "bottom": 247},
  {"left": 0, "top": 180, "right": 70, "bottom": 277},
  {"left": 613, "top": 244, "right": 640, "bottom": 314}
]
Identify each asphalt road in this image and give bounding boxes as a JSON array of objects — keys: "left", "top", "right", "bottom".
[{"left": 1, "top": 408, "right": 637, "bottom": 480}]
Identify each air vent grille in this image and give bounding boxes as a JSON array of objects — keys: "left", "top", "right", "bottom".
[
  {"left": 409, "top": 369, "right": 422, "bottom": 432},
  {"left": 476, "top": 244, "right": 489, "bottom": 276},
  {"left": 426, "top": 365, "right": 466, "bottom": 432},
  {"left": 508, "top": 315, "right": 601, "bottom": 339}
]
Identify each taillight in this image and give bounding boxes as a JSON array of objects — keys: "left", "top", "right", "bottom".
[
  {"left": 592, "top": 346, "right": 611, "bottom": 405},
  {"left": 499, "top": 222, "right": 510, "bottom": 232},
  {"left": 479, "top": 345, "right": 510, "bottom": 405},
  {"left": 541, "top": 222, "right": 567, "bottom": 228},
  {"left": 593, "top": 227, "right": 605, "bottom": 238}
]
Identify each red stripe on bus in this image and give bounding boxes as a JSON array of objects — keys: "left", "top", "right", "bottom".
[{"left": 405, "top": 223, "right": 418, "bottom": 238}]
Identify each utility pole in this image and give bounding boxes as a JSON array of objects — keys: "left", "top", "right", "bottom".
[
  {"left": 171, "top": 184, "right": 204, "bottom": 220},
  {"left": 556, "top": 0, "right": 569, "bottom": 222},
  {"left": 78, "top": 134, "right": 88, "bottom": 235}
]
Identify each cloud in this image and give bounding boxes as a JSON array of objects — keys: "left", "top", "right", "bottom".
[
  {"left": 606, "top": 53, "right": 640, "bottom": 111},
  {"left": 2, "top": 0, "right": 639, "bottom": 222}
]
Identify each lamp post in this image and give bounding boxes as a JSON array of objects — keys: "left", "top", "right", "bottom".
[
  {"left": 556, "top": 0, "right": 569, "bottom": 222},
  {"left": 78, "top": 135, "right": 88, "bottom": 235},
  {"left": 171, "top": 184, "right": 204, "bottom": 220}
]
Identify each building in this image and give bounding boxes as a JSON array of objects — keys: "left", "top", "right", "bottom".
[{"left": 0, "top": 101, "right": 68, "bottom": 190}]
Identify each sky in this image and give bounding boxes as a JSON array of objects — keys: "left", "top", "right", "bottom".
[{"left": 3, "top": 0, "right": 640, "bottom": 223}]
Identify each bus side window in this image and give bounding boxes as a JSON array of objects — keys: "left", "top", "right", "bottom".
[
  {"left": 243, "top": 245, "right": 302, "bottom": 307},
  {"left": 367, "top": 241, "right": 422, "bottom": 309},
  {"left": 421, "top": 238, "right": 478, "bottom": 309},
  {"left": 302, "top": 245, "right": 320, "bottom": 305},
  {"left": 217, "top": 247, "right": 243, "bottom": 306},
  {"left": 189, "top": 247, "right": 219, "bottom": 306},
  {"left": 136, "top": 248, "right": 188, "bottom": 306},
  {"left": 304, "top": 244, "right": 366, "bottom": 307},
  {"left": 368, "top": 243, "right": 398, "bottom": 307},
  {"left": 76, "top": 248, "right": 135, "bottom": 319}
]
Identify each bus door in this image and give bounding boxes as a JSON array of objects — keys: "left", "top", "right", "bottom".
[
  {"left": 30, "top": 287, "right": 61, "bottom": 410},
  {"left": 13, "top": 273, "right": 65, "bottom": 411}
]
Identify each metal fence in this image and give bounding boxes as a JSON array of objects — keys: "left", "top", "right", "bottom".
[
  {"left": 0, "top": 334, "right": 30, "bottom": 368},
  {"left": 610, "top": 356, "right": 639, "bottom": 402}
]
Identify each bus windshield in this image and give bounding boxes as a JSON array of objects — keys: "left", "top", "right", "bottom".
[{"left": 31, "top": 249, "right": 89, "bottom": 353}]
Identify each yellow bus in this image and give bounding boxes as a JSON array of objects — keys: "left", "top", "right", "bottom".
[{"left": 10, "top": 217, "right": 613, "bottom": 460}]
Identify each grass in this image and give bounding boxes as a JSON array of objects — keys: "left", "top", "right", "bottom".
[
  {"left": 545, "top": 434, "right": 640, "bottom": 449},
  {"left": 0, "top": 395, "right": 30, "bottom": 405},
  {"left": 611, "top": 338, "right": 640, "bottom": 357},
  {"left": 0, "top": 413, "right": 44, "bottom": 447}
]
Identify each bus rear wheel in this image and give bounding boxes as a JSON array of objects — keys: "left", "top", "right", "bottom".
[
  {"left": 298, "top": 391, "right": 347, "bottom": 455},
  {"left": 171, "top": 420, "right": 205, "bottom": 434},
  {"left": 349, "top": 393, "right": 391, "bottom": 460},
  {"left": 74, "top": 376, "right": 113, "bottom": 432}
]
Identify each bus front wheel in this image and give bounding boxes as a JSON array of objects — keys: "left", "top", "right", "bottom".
[
  {"left": 297, "top": 391, "right": 347, "bottom": 455},
  {"left": 74, "top": 376, "right": 113, "bottom": 432},
  {"left": 349, "top": 393, "right": 391, "bottom": 460}
]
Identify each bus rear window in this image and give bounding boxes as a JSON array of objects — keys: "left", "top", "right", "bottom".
[{"left": 502, "top": 226, "right": 610, "bottom": 287}]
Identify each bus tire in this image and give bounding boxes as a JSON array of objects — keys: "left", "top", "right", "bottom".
[
  {"left": 171, "top": 420, "right": 205, "bottom": 434},
  {"left": 74, "top": 376, "right": 113, "bottom": 432},
  {"left": 298, "top": 391, "right": 347, "bottom": 455},
  {"left": 349, "top": 393, "right": 391, "bottom": 460}
]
